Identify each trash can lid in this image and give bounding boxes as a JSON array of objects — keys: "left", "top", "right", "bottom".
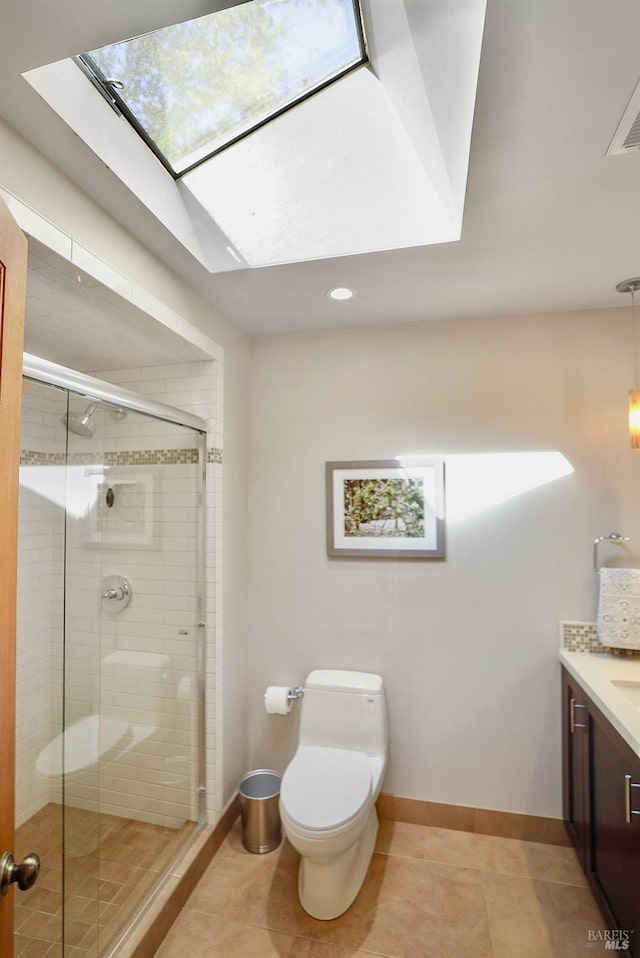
[{"left": 239, "top": 769, "right": 281, "bottom": 799}]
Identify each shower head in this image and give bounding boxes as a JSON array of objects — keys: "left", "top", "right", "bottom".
[
  {"left": 61, "top": 401, "right": 128, "bottom": 438},
  {"left": 62, "top": 402, "right": 98, "bottom": 438}
]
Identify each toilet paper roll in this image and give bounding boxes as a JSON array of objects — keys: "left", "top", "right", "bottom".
[{"left": 264, "top": 686, "right": 293, "bottom": 715}]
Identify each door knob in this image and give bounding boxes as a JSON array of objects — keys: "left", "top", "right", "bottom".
[{"left": 0, "top": 852, "right": 40, "bottom": 897}]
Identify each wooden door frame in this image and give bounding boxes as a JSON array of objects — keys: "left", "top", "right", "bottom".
[{"left": 0, "top": 194, "right": 28, "bottom": 955}]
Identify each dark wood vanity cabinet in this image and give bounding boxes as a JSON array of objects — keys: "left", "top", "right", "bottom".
[
  {"left": 562, "top": 666, "right": 640, "bottom": 950},
  {"left": 591, "top": 713, "right": 640, "bottom": 944}
]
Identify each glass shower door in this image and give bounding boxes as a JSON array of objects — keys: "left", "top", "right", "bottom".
[
  {"left": 62, "top": 400, "right": 204, "bottom": 956},
  {"left": 15, "top": 379, "right": 68, "bottom": 957},
  {"left": 17, "top": 376, "right": 206, "bottom": 957}
]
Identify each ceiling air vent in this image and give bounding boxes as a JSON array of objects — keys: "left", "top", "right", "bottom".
[{"left": 608, "top": 77, "right": 640, "bottom": 155}]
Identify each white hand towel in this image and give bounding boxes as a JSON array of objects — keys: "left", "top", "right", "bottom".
[{"left": 597, "top": 567, "right": 640, "bottom": 650}]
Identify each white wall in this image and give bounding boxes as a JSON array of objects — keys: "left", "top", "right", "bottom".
[
  {"left": 0, "top": 116, "right": 250, "bottom": 815},
  {"left": 247, "top": 308, "right": 640, "bottom": 819}
]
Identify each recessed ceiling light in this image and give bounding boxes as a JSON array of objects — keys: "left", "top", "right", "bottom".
[{"left": 328, "top": 286, "right": 355, "bottom": 301}]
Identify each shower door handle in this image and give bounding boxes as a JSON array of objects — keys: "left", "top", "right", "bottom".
[{"left": 0, "top": 851, "right": 40, "bottom": 897}]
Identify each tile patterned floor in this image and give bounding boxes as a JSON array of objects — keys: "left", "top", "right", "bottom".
[
  {"left": 156, "top": 818, "right": 608, "bottom": 958},
  {"left": 13, "top": 804, "right": 191, "bottom": 958}
]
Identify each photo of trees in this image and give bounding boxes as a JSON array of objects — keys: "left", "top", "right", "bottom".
[{"left": 343, "top": 477, "right": 425, "bottom": 538}]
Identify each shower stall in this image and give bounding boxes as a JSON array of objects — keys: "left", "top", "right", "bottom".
[{"left": 16, "top": 355, "right": 207, "bottom": 957}]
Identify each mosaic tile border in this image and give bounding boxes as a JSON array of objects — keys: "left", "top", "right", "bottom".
[
  {"left": 560, "top": 620, "right": 640, "bottom": 658},
  {"left": 21, "top": 447, "right": 223, "bottom": 466}
]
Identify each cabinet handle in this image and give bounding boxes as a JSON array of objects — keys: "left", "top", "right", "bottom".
[
  {"left": 624, "top": 773, "right": 640, "bottom": 823},
  {"left": 570, "top": 698, "right": 587, "bottom": 733}
]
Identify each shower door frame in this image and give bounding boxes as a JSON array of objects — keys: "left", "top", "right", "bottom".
[{"left": 23, "top": 352, "right": 208, "bottom": 433}]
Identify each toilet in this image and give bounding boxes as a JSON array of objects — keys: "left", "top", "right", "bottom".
[{"left": 279, "top": 669, "right": 388, "bottom": 920}]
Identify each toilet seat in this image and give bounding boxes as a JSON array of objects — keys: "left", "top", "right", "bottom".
[{"left": 280, "top": 746, "right": 372, "bottom": 833}]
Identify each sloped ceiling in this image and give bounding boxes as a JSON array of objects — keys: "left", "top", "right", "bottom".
[{"left": 1, "top": 0, "right": 640, "bottom": 333}]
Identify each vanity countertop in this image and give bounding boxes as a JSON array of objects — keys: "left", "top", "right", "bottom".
[{"left": 560, "top": 650, "right": 640, "bottom": 759}]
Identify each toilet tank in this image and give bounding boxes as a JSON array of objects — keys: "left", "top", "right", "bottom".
[{"left": 298, "top": 669, "right": 388, "bottom": 757}]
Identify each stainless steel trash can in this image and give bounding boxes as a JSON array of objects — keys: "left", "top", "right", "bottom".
[{"left": 238, "top": 769, "right": 282, "bottom": 853}]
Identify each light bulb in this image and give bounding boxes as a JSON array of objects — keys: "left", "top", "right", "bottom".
[{"left": 629, "top": 389, "right": 640, "bottom": 449}]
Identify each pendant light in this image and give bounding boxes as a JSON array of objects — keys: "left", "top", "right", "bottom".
[{"left": 616, "top": 277, "right": 640, "bottom": 449}]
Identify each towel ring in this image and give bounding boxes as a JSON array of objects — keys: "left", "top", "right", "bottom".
[{"left": 593, "top": 533, "right": 630, "bottom": 571}]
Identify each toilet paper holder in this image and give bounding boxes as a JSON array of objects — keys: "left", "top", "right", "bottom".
[{"left": 264, "top": 685, "right": 305, "bottom": 715}]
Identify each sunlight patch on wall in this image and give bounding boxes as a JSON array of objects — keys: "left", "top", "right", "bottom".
[{"left": 397, "top": 452, "right": 574, "bottom": 523}]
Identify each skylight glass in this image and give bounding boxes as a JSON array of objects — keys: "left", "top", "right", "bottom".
[{"left": 79, "top": 0, "right": 366, "bottom": 176}]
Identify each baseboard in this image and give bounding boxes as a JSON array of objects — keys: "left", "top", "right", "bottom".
[
  {"left": 376, "top": 793, "right": 570, "bottom": 847},
  {"left": 119, "top": 795, "right": 240, "bottom": 958}
]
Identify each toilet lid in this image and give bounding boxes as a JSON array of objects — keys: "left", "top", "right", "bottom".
[{"left": 281, "top": 746, "right": 372, "bottom": 830}]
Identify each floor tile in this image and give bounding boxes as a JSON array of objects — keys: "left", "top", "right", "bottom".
[
  {"left": 287, "top": 940, "right": 387, "bottom": 958},
  {"left": 378, "top": 822, "right": 588, "bottom": 886},
  {"left": 16, "top": 808, "right": 607, "bottom": 958},
  {"left": 482, "top": 870, "right": 606, "bottom": 958},
  {"left": 169, "top": 817, "right": 605, "bottom": 958},
  {"left": 309, "top": 853, "right": 493, "bottom": 958},
  {"left": 14, "top": 804, "right": 192, "bottom": 956},
  {"left": 155, "top": 911, "right": 294, "bottom": 958},
  {"left": 375, "top": 819, "right": 427, "bottom": 860}
]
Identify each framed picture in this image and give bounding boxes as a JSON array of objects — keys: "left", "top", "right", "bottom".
[{"left": 326, "top": 459, "right": 445, "bottom": 558}]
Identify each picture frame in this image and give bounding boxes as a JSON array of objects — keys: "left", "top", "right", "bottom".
[{"left": 326, "top": 459, "right": 445, "bottom": 558}]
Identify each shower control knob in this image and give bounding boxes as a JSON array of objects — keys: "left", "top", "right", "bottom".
[
  {"left": 100, "top": 575, "right": 132, "bottom": 613},
  {"left": 0, "top": 852, "right": 40, "bottom": 897}
]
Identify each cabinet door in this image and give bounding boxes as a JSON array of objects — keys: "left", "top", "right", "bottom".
[
  {"left": 591, "top": 712, "right": 640, "bottom": 945},
  {"left": 561, "top": 669, "right": 589, "bottom": 868}
]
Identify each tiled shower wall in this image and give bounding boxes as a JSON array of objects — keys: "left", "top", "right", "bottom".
[
  {"left": 62, "top": 422, "right": 201, "bottom": 827},
  {"left": 16, "top": 359, "right": 223, "bottom": 830}
]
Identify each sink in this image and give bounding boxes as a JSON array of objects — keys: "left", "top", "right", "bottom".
[{"left": 611, "top": 680, "right": 640, "bottom": 710}]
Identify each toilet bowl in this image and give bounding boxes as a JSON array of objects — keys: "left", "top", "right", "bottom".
[{"left": 279, "top": 670, "right": 388, "bottom": 920}]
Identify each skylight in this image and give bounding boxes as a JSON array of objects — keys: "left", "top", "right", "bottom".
[{"left": 76, "top": 0, "right": 366, "bottom": 177}]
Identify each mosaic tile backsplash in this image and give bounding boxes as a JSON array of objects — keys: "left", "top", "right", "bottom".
[
  {"left": 560, "top": 621, "right": 640, "bottom": 658},
  {"left": 21, "top": 447, "right": 223, "bottom": 466}
]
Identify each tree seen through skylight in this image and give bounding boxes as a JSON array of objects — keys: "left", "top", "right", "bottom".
[{"left": 85, "top": 0, "right": 364, "bottom": 174}]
